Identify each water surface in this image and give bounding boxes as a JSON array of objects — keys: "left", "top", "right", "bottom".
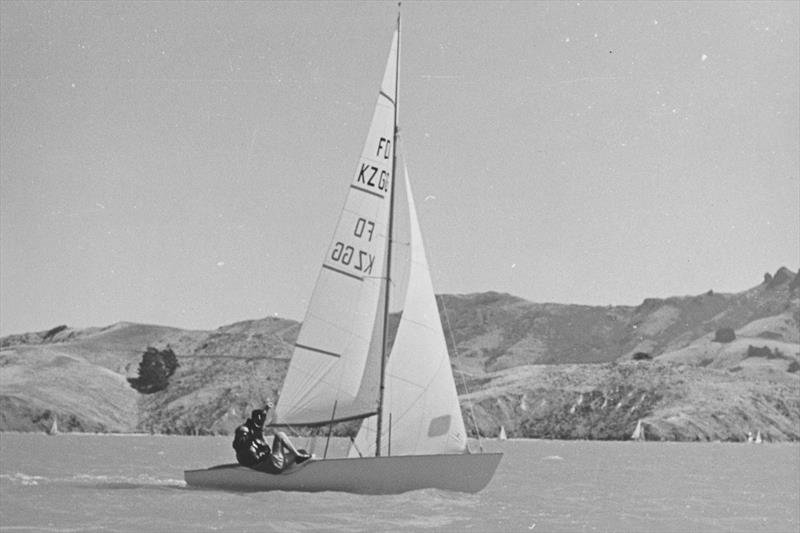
[{"left": 1, "top": 433, "right": 797, "bottom": 532}]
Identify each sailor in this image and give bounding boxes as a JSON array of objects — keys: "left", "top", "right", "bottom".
[{"left": 232, "top": 400, "right": 312, "bottom": 470}]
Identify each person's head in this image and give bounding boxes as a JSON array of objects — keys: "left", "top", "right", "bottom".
[{"left": 251, "top": 409, "right": 266, "bottom": 427}]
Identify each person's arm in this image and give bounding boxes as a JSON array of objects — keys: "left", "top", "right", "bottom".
[{"left": 263, "top": 401, "right": 276, "bottom": 425}]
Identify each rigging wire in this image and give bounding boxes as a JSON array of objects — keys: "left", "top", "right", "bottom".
[{"left": 438, "top": 293, "right": 484, "bottom": 452}]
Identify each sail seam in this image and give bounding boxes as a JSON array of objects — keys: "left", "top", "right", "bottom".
[
  {"left": 294, "top": 343, "right": 341, "bottom": 358},
  {"left": 322, "top": 263, "right": 364, "bottom": 281}
]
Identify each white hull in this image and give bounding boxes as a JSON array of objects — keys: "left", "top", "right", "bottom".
[{"left": 185, "top": 452, "right": 502, "bottom": 494}]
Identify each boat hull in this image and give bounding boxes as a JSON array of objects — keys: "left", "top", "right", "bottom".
[{"left": 184, "top": 452, "right": 502, "bottom": 494}]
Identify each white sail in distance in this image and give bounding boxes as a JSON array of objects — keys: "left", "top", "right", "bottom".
[
  {"left": 274, "top": 31, "right": 398, "bottom": 426},
  {"left": 352, "top": 162, "right": 467, "bottom": 456}
]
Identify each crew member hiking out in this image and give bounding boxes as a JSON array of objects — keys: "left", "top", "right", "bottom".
[{"left": 232, "top": 400, "right": 312, "bottom": 471}]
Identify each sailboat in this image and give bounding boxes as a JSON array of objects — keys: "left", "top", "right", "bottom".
[
  {"left": 499, "top": 426, "right": 507, "bottom": 440},
  {"left": 47, "top": 415, "right": 58, "bottom": 436},
  {"left": 184, "top": 16, "right": 502, "bottom": 494},
  {"left": 631, "top": 419, "right": 645, "bottom": 441}
]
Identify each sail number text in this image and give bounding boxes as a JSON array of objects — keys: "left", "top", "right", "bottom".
[
  {"left": 330, "top": 243, "right": 375, "bottom": 275},
  {"left": 353, "top": 217, "right": 375, "bottom": 241},
  {"left": 355, "top": 137, "right": 392, "bottom": 193},
  {"left": 329, "top": 217, "right": 377, "bottom": 275}
]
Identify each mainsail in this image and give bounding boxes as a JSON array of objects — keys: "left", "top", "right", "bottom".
[
  {"left": 351, "top": 163, "right": 467, "bottom": 457},
  {"left": 274, "top": 32, "right": 398, "bottom": 426}
]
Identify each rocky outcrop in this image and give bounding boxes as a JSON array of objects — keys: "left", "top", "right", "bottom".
[
  {"left": 766, "top": 266, "right": 794, "bottom": 289},
  {"left": 463, "top": 361, "right": 799, "bottom": 442}
]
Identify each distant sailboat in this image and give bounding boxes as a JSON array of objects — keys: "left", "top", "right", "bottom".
[
  {"left": 747, "top": 431, "right": 754, "bottom": 443},
  {"left": 631, "top": 419, "right": 645, "bottom": 441},
  {"left": 184, "top": 13, "right": 502, "bottom": 494},
  {"left": 47, "top": 416, "right": 58, "bottom": 436},
  {"left": 755, "top": 431, "right": 762, "bottom": 444},
  {"left": 498, "top": 426, "right": 507, "bottom": 440}
]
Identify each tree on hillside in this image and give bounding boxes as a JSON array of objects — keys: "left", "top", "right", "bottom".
[
  {"left": 746, "top": 345, "right": 773, "bottom": 359},
  {"left": 128, "top": 346, "right": 179, "bottom": 394},
  {"left": 713, "top": 328, "right": 736, "bottom": 343}
]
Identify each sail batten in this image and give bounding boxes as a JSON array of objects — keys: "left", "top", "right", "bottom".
[
  {"left": 293, "top": 344, "right": 341, "bottom": 358},
  {"left": 320, "top": 264, "right": 365, "bottom": 281},
  {"left": 379, "top": 91, "right": 395, "bottom": 105},
  {"left": 350, "top": 184, "right": 386, "bottom": 199}
]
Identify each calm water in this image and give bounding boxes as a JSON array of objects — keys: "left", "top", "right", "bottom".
[{"left": 0, "top": 433, "right": 797, "bottom": 532}]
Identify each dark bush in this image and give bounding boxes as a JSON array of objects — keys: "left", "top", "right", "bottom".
[
  {"left": 746, "top": 345, "right": 773, "bottom": 359},
  {"left": 770, "top": 348, "right": 787, "bottom": 360},
  {"left": 43, "top": 325, "right": 68, "bottom": 341},
  {"left": 713, "top": 328, "right": 736, "bottom": 343},
  {"left": 787, "top": 360, "right": 800, "bottom": 374},
  {"left": 633, "top": 352, "right": 652, "bottom": 361},
  {"left": 128, "top": 346, "right": 179, "bottom": 394}
]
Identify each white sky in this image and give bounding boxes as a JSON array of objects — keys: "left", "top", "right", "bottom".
[{"left": 1, "top": 1, "right": 798, "bottom": 335}]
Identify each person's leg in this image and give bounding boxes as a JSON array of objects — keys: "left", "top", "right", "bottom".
[
  {"left": 273, "top": 431, "right": 312, "bottom": 464},
  {"left": 274, "top": 431, "right": 305, "bottom": 456},
  {"left": 270, "top": 434, "right": 286, "bottom": 470}
]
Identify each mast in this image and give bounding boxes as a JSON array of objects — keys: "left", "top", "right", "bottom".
[{"left": 376, "top": 6, "right": 401, "bottom": 457}]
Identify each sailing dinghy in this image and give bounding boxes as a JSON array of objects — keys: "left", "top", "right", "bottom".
[
  {"left": 47, "top": 415, "right": 58, "bottom": 436},
  {"left": 184, "top": 17, "right": 502, "bottom": 494},
  {"left": 631, "top": 420, "right": 645, "bottom": 441}
]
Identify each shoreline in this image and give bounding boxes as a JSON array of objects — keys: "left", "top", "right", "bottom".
[{"left": 2, "top": 430, "right": 797, "bottom": 444}]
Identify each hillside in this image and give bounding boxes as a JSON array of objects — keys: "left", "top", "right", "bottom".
[{"left": 1, "top": 267, "right": 798, "bottom": 441}]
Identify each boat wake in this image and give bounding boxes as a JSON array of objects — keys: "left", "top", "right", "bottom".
[
  {"left": 0, "top": 473, "right": 48, "bottom": 486},
  {"left": 73, "top": 473, "right": 187, "bottom": 490},
  {"left": 1, "top": 472, "right": 186, "bottom": 490}
]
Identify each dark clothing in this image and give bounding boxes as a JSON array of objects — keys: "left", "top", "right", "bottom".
[
  {"left": 246, "top": 417, "right": 267, "bottom": 444},
  {"left": 233, "top": 420, "right": 270, "bottom": 467}
]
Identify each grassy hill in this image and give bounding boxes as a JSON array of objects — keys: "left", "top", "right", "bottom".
[{"left": 1, "top": 267, "right": 797, "bottom": 441}]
